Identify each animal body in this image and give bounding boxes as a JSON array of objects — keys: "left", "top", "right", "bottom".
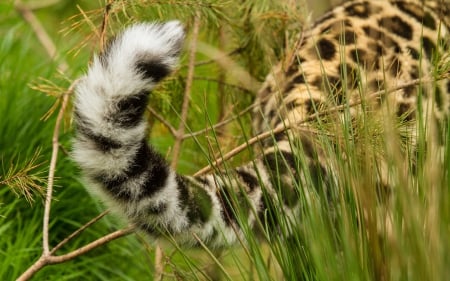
[{"left": 73, "top": 0, "right": 449, "bottom": 248}]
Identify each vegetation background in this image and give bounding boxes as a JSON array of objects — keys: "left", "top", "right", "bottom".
[{"left": 1, "top": 0, "right": 449, "bottom": 280}]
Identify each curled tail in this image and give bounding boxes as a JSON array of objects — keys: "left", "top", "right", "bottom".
[{"left": 73, "top": 22, "right": 292, "bottom": 247}]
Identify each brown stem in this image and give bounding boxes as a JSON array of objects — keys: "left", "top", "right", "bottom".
[
  {"left": 170, "top": 12, "right": 201, "bottom": 168},
  {"left": 50, "top": 211, "right": 109, "bottom": 255},
  {"left": 148, "top": 106, "right": 178, "bottom": 137},
  {"left": 42, "top": 92, "right": 69, "bottom": 254},
  {"left": 16, "top": 226, "right": 134, "bottom": 281}
]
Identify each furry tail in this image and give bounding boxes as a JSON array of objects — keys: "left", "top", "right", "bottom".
[
  {"left": 73, "top": 22, "right": 186, "bottom": 215},
  {"left": 73, "top": 22, "right": 292, "bottom": 247}
]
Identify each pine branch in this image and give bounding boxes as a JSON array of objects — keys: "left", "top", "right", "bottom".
[{"left": 1, "top": 150, "right": 46, "bottom": 204}]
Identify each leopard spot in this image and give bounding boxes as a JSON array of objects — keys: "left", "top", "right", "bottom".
[
  {"left": 397, "top": 103, "right": 415, "bottom": 122},
  {"left": 390, "top": 57, "right": 402, "bottom": 76},
  {"left": 338, "top": 63, "right": 358, "bottom": 90},
  {"left": 336, "top": 29, "right": 357, "bottom": 45},
  {"left": 435, "top": 87, "right": 443, "bottom": 110},
  {"left": 395, "top": 2, "right": 436, "bottom": 30},
  {"left": 407, "top": 46, "right": 420, "bottom": 60},
  {"left": 305, "top": 99, "right": 323, "bottom": 114},
  {"left": 316, "top": 38, "right": 336, "bottom": 60},
  {"left": 403, "top": 85, "right": 416, "bottom": 98},
  {"left": 410, "top": 65, "right": 420, "bottom": 80},
  {"left": 421, "top": 36, "right": 436, "bottom": 59},
  {"left": 379, "top": 16, "right": 413, "bottom": 40},
  {"left": 346, "top": 2, "right": 370, "bottom": 18},
  {"left": 350, "top": 48, "right": 375, "bottom": 67},
  {"left": 363, "top": 26, "right": 400, "bottom": 51},
  {"left": 286, "top": 63, "right": 298, "bottom": 76},
  {"left": 368, "top": 42, "right": 386, "bottom": 58}
]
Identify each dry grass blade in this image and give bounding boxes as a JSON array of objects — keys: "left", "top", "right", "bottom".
[{"left": 0, "top": 149, "right": 47, "bottom": 204}]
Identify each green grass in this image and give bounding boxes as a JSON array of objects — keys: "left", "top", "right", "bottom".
[{"left": 1, "top": 0, "right": 449, "bottom": 280}]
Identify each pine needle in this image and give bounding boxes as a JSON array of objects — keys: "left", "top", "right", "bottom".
[{"left": 1, "top": 149, "right": 47, "bottom": 204}]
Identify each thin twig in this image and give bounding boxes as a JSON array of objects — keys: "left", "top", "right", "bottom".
[
  {"left": 170, "top": 12, "right": 201, "bottom": 168},
  {"left": 46, "top": 226, "right": 135, "bottom": 264},
  {"left": 43, "top": 92, "right": 69, "bottom": 255},
  {"left": 193, "top": 76, "right": 443, "bottom": 176},
  {"left": 16, "top": 226, "right": 134, "bottom": 281},
  {"left": 99, "top": 0, "right": 113, "bottom": 51},
  {"left": 50, "top": 210, "right": 110, "bottom": 255},
  {"left": 148, "top": 106, "right": 178, "bottom": 137}
]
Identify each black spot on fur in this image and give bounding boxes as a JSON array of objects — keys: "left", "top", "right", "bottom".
[
  {"left": 363, "top": 26, "right": 400, "bottom": 51},
  {"left": 176, "top": 175, "right": 190, "bottom": 211},
  {"left": 313, "top": 76, "right": 344, "bottom": 104},
  {"left": 285, "top": 100, "right": 299, "bottom": 110},
  {"left": 346, "top": 2, "right": 370, "bottom": 17},
  {"left": 236, "top": 169, "right": 259, "bottom": 191},
  {"left": 286, "top": 63, "right": 298, "bottom": 76},
  {"left": 379, "top": 16, "right": 413, "bottom": 40},
  {"left": 316, "top": 38, "right": 336, "bottom": 60},
  {"left": 293, "top": 74, "right": 305, "bottom": 84},
  {"left": 94, "top": 173, "right": 131, "bottom": 201},
  {"left": 350, "top": 48, "right": 367, "bottom": 64},
  {"left": 390, "top": 57, "right": 402, "bottom": 76},
  {"left": 218, "top": 188, "right": 238, "bottom": 226},
  {"left": 126, "top": 141, "right": 151, "bottom": 176},
  {"left": 305, "top": 99, "right": 323, "bottom": 114},
  {"left": 264, "top": 150, "right": 298, "bottom": 174},
  {"left": 395, "top": 2, "right": 436, "bottom": 30},
  {"left": 410, "top": 65, "right": 420, "bottom": 80},
  {"left": 336, "top": 30, "right": 357, "bottom": 45},
  {"left": 446, "top": 80, "right": 450, "bottom": 94},
  {"left": 140, "top": 156, "right": 169, "bottom": 199},
  {"left": 422, "top": 12, "right": 437, "bottom": 30},
  {"left": 284, "top": 74, "right": 305, "bottom": 93},
  {"left": 338, "top": 63, "right": 358, "bottom": 90},
  {"left": 421, "top": 36, "right": 436, "bottom": 59},
  {"left": 194, "top": 176, "right": 209, "bottom": 186},
  {"left": 397, "top": 103, "right": 415, "bottom": 121},
  {"left": 136, "top": 60, "right": 169, "bottom": 82},
  {"left": 403, "top": 85, "right": 416, "bottom": 98},
  {"left": 407, "top": 46, "right": 420, "bottom": 60},
  {"left": 434, "top": 87, "right": 443, "bottom": 110},
  {"left": 113, "top": 92, "right": 148, "bottom": 128},
  {"left": 368, "top": 42, "right": 385, "bottom": 56},
  {"left": 76, "top": 125, "right": 122, "bottom": 152}
]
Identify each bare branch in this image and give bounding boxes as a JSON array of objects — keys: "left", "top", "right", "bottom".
[
  {"left": 50, "top": 211, "right": 110, "bottom": 255},
  {"left": 16, "top": 226, "right": 134, "bottom": 281},
  {"left": 170, "top": 12, "right": 202, "bottom": 168},
  {"left": 148, "top": 106, "right": 178, "bottom": 137},
  {"left": 42, "top": 90, "right": 70, "bottom": 255}
]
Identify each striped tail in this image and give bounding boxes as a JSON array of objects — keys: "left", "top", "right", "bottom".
[{"left": 73, "top": 22, "right": 303, "bottom": 247}]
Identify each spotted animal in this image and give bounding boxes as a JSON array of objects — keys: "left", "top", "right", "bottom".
[{"left": 73, "top": 0, "right": 449, "bottom": 247}]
